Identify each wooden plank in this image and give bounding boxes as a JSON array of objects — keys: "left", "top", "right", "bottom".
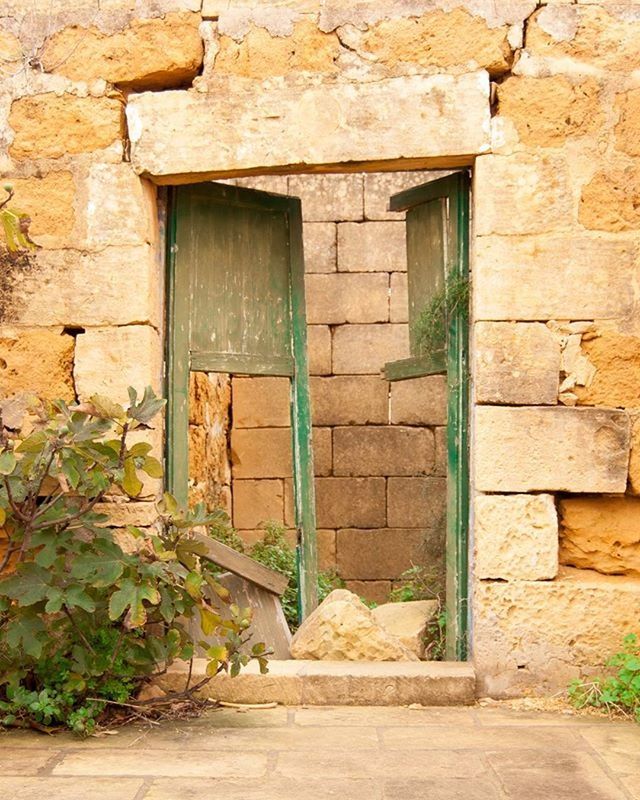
[
  {"left": 192, "top": 532, "right": 289, "bottom": 597},
  {"left": 383, "top": 353, "right": 446, "bottom": 382},
  {"left": 389, "top": 172, "right": 463, "bottom": 212},
  {"left": 190, "top": 351, "right": 294, "bottom": 376}
]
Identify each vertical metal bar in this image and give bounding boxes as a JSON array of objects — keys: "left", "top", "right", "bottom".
[{"left": 287, "top": 197, "right": 318, "bottom": 618}]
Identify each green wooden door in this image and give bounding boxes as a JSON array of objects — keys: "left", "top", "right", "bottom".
[
  {"left": 385, "top": 172, "right": 470, "bottom": 661},
  {"left": 166, "top": 182, "right": 318, "bottom": 617}
]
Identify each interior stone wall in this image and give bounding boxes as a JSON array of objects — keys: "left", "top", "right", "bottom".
[{"left": 2, "top": 0, "right": 640, "bottom": 695}]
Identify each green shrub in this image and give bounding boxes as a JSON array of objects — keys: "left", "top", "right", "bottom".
[
  {"left": 388, "top": 565, "right": 446, "bottom": 661},
  {"left": 0, "top": 388, "right": 265, "bottom": 735}
]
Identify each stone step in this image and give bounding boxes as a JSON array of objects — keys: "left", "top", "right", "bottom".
[{"left": 159, "top": 659, "right": 476, "bottom": 707}]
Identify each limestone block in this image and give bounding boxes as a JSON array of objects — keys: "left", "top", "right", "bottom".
[
  {"left": 289, "top": 175, "right": 362, "bottom": 222},
  {"left": 305, "top": 273, "right": 388, "bottom": 325},
  {"left": 0, "top": 328, "right": 74, "bottom": 402},
  {"left": 235, "top": 176, "right": 288, "bottom": 193},
  {"left": 475, "top": 406, "right": 630, "bottom": 493},
  {"left": 0, "top": 28, "right": 21, "bottom": 70},
  {"left": 389, "top": 272, "right": 408, "bottom": 322},
  {"left": 128, "top": 73, "right": 491, "bottom": 180},
  {"left": 41, "top": 12, "right": 203, "bottom": 89},
  {"left": 497, "top": 76, "right": 603, "bottom": 147},
  {"left": 232, "top": 376, "right": 290, "bottom": 428},
  {"left": 474, "top": 154, "right": 572, "bottom": 235},
  {"left": 317, "top": 528, "right": 336, "bottom": 572},
  {"left": 474, "top": 322, "right": 561, "bottom": 406},
  {"left": 474, "top": 494, "right": 558, "bottom": 581},
  {"left": 575, "top": 333, "right": 640, "bottom": 408},
  {"left": 290, "top": 589, "right": 419, "bottom": 661},
  {"left": 337, "top": 222, "right": 406, "bottom": 272},
  {"left": 615, "top": 87, "right": 640, "bottom": 157},
  {"left": 473, "top": 235, "right": 637, "bottom": 322},
  {"left": 389, "top": 375, "right": 446, "bottom": 425},
  {"left": 372, "top": 600, "right": 438, "bottom": 659},
  {"left": 232, "top": 479, "right": 284, "bottom": 529},
  {"left": 345, "top": 580, "right": 391, "bottom": 605},
  {"left": 387, "top": 477, "right": 446, "bottom": 529},
  {"left": 337, "top": 528, "right": 443, "bottom": 581},
  {"left": 315, "top": 477, "right": 386, "bottom": 528},
  {"left": 189, "top": 371, "right": 230, "bottom": 427},
  {"left": 74, "top": 325, "right": 162, "bottom": 405},
  {"left": 474, "top": 568, "right": 640, "bottom": 697},
  {"left": 9, "top": 94, "right": 123, "bottom": 160},
  {"left": 93, "top": 501, "right": 158, "bottom": 528},
  {"left": 332, "top": 324, "right": 408, "bottom": 375},
  {"left": 308, "top": 325, "right": 332, "bottom": 375},
  {"left": 364, "top": 170, "right": 452, "bottom": 221},
  {"left": 629, "top": 413, "right": 640, "bottom": 495},
  {"left": 434, "top": 426, "right": 446, "bottom": 477},
  {"left": 231, "top": 426, "right": 331, "bottom": 478},
  {"left": 579, "top": 168, "right": 640, "bottom": 232},
  {"left": 559, "top": 496, "right": 640, "bottom": 577},
  {"left": 189, "top": 424, "right": 231, "bottom": 509},
  {"left": 9, "top": 246, "right": 160, "bottom": 328},
  {"left": 8, "top": 172, "right": 75, "bottom": 249},
  {"left": 310, "top": 376, "right": 388, "bottom": 426},
  {"left": 303, "top": 222, "right": 336, "bottom": 273},
  {"left": 333, "top": 426, "right": 435, "bottom": 477}
]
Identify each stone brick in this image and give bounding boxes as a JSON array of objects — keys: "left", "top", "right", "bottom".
[
  {"left": 337, "top": 528, "right": 443, "bottom": 580},
  {"left": 214, "top": 20, "right": 340, "bottom": 79},
  {"left": 615, "top": 87, "right": 640, "bottom": 157},
  {"left": 474, "top": 494, "right": 558, "bottom": 582},
  {"left": 0, "top": 328, "right": 74, "bottom": 402},
  {"left": 303, "top": 222, "right": 336, "bottom": 273},
  {"left": 364, "top": 170, "right": 452, "bottom": 221},
  {"left": 231, "top": 426, "right": 331, "bottom": 478},
  {"left": 41, "top": 12, "right": 203, "bottom": 89},
  {"left": 387, "top": 477, "right": 446, "bottom": 529},
  {"left": 629, "top": 413, "right": 640, "bottom": 496},
  {"left": 189, "top": 420, "right": 231, "bottom": 512},
  {"left": 315, "top": 477, "right": 386, "bottom": 529},
  {"left": 345, "top": 580, "right": 391, "bottom": 605},
  {"left": 337, "top": 222, "right": 406, "bottom": 272},
  {"left": 189, "top": 371, "right": 230, "bottom": 426},
  {"left": 474, "top": 154, "right": 572, "bottom": 235},
  {"left": 559, "top": 496, "right": 640, "bottom": 577},
  {"left": 305, "top": 273, "right": 388, "bottom": 324},
  {"left": 8, "top": 172, "right": 75, "bottom": 248},
  {"left": 474, "top": 322, "right": 561, "bottom": 406},
  {"left": 497, "top": 76, "right": 603, "bottom": 147},
  {"left": 232, "top": 479, "right": 284, "bottom": 529},
  {"left": 310, "top": 376, "right": 388, "bottom": 426},
  {"left": 232, "top": 376, "right": 291, "bottom": 428},
  {"left": 575, "top": 333, "right": 640, "bottom": 408},
  {"left": 128, "top": 73, "right": 491, "bottom": 180},
  {"left": 74, "top": 325, "right": 162, "bottom": 405},
  {"left": 389, "top": 375, "right": 447, "bottom": 425},
  {"left": 579, "top": 168, "right": 640, "bottom": 232},
  {"left": 332, "top": 324, "right": 409, "bottom": 375},
  {"left": 94, "top": 501, "right": 158, "bottom": 528},
  {"left": 389, "top": 273, "right": 408, "bottom": 323},
  {"left": 317, "top": 528, "right": 337, "bottom": 572},
  {"left": 434, "top": 426, "right": 447, "bottom": 477},
  {"left": 289, "top": 174, "right": 363, "bottom": 222},
  {"left": 9, "top": 94, "right": 124, "bottom": 160},
  {"left": 475, "top": 406, "right": 630, "bottom": 493},
  {"left": 308, "top": 325, "right": 332, "bottom": 375},
  {"left": 333, "top": 426, "right": 435, "bottom": 477},
  {"left": 473, "top": 235, "right": 638, "bottom": 322}
]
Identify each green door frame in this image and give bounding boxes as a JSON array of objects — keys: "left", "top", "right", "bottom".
[{"left": 165, "top": 183, "right": 318, "bottom": 618}]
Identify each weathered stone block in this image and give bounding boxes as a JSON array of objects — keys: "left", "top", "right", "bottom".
[
  {"left": 0, "top": 327, "right": 74, "bottom": 402},
  {"left": 474, "top": 494, "right": 558, "bottom": 581},
  {"left": 231, "top": 426, "right": 331, "bottom": 478},
  {"left": 389, "top": 272, "right": 408, "bottom": 323},
  {"left": 629, "top": 413, "right": 640, "bottom": 496},
  {"left": 308, "top": 325, "right": 332, "bottom": 375},
  {"left": 310, "top": 376, "right": 388, "bottom": 426},
  {"left": 332, "top": 324, "right": 408, "bottom": 375},
  {"left": 337, "top": 528, "right": 441, "bottom": 580},
  {"left": 232, "top": 376, "right": 290, "bottom": 428},
  {"left": 364, "top": 170, "right": 452, "bottom": 221},
  {"left": 232, "top": 479, "right": 284, "bottom": 529},
  {"left": 73, "top": 325, "right": 162, "bottom": 405},
  {"left": 434, "top": 426, "right": 447, "bottom": 477},
  {"left": 615, "top": 87, "right": 640, "bottom": 157},
  {"left": 128, "top": 73, "right": 491, "bottom": 180},
  {"left": 389, "top": 375, "right": 447, "bottom": 425},
  {"left": 289, "top": 174, "right": 362, "bottom": 222},
  {"left": 372, "top": 600, "right": 438, "bottom": 659},
  {"left": 41, "top": 12, "right": 203, "bottom": 89},
  {"left": 337, "top": 222, "right": 406, "bottom": 272},
  {"left": 317, "top": 528, "right": 336, "bottom": 572},
  {"left": 575, "top": 333, "right": 640, "bottom": 408},
  {"left": 475, "top": 406, "right": 630, "bottom": 493},
  {"left": 189, "top": 371, "right": 230, "bottom": 427},
  {"left": 387, "top": 477, "right": 446, "bottom": 529},
  {"left": 9, "top": 94, "right": 123, "bottom": 160},
  {"left": 303, "top": 222, "right": 336, "bottom": 273},
  {"left": 345, "top": 580, "right": 391, "bottom": 605},
  {"left": 94, "top": 501, "right": 158, "bottom": 528},
  {"left": 305, "top": 273, "right": 389, "bottom": 324},
  {"left": 8, "top": 172, "right": 75, "bottom": 248},
  {"left": 559, "top": 496, "right": 640, "bottom": 577},
  {"left": 333, "top": 426, "right": 435, "bottom": 477},
  {"left": 579, "top": 168, "right": 640, "bottom": 232},
  {"left": 315, "top": 477, "right": 386, "bottom": 529},
  {"left": 473, "top": 235, "right": 638, "bottom": 322},
  {"left": 474, "top": 322, "right": 561, "bottom": 405}
]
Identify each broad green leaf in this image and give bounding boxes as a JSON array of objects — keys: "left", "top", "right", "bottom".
[
  {"left": 44, "top": 588, "right": 64, "bottom": 614},
  {"left": 207, "top": 644, "right": 228, "bottom": 662},
  {"left": 34, "top": 543, "right": 58, "bottom": 569},
  {"left": 0, "top": 451, "right": 16, "bottom": 475},
  {"left": 128, "top": 386, "right": 166, "bottom": 424},
  {"left": 122, "top": 457, "right": 143, "bottom": 498},
  {"left": 206, "top": 659, "right": 220, "bottom": 677},
  {"left": 64, "top": 584, "right": 96, "bottom": 613},
  {"left": 200, "top": 606, "right": 222, "bottom": 636},
  {"left": 61, "top": 458, "right": 81, "bottom": 490},
  {"left": 141, "top": 456, "right": 163, "bottom": 479},
  {"left": 129, "top": 442, "right": 153, "bottom": 458},
  {"left": 108, "top": 579, "right": 161, "bottom": 628},
  {"left": 15, "top": 431, "right": 46, "bottom": 453},
  {"left": 5, "top": 613, "right": 46, "bottom": 658},
  {"left": 71, "top": 541, "right": 126, "bottom": 588},
  {"left": 204, "top": 574, "right": 230, "bottom": 602},
  {"left": 0, "top": 563, "right": 51, "bottom": 606},
  {"left": 185, "top": 571, "right": 203, "bottom": 600},
  {"left": 159, "top": 587, "right": 175, "bottom": 623},
  {"left": 88, "top": 394, "right": 126, "bottom": 422},
  {"left": 161, "top": 492, "right": 178, "bottom": 515}
]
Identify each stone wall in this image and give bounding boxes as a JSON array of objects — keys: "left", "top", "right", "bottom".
[{"left": 1, "top": 0, "right": 640, "bottom": 694}]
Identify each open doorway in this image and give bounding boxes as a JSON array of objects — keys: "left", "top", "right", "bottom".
[{"left": 165, "top": 169, "right": 469, "bottom": 660}]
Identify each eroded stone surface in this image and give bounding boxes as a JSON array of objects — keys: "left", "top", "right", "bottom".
[
  {"left": 0, "top": 328, "right": 75, "bottom": 401},
  {"left": 575, "top": 333, "right": 640, "bottom": 408},
  {"left": 7, "top": 172, "right": 75, "bottom": 248},
  {"left": 615, "top": 87, "right": 640, "bottom": 157},
  {"left": 372, "top": 600, "right": 438, "bottom": 659},
  {"left": 579, "top": 168, "right": 640, "bottom": 232}
]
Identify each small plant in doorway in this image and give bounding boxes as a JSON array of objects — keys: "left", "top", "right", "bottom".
[
  {"left": 0, "top": 388, "right": 264, "bottom": 735},
  {"left": 413, "top": 273, "right": 470, "bottom": 357},
  {"left": 389, "top": 564, "right": 446, "bottom": 661}
]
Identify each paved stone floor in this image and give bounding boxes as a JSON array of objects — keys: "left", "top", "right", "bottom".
[{"left": 1, "top": 704, "right": 640, "bottom": 799}]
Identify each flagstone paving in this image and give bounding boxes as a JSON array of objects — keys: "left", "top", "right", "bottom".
[{"left": 2, "top": 705, "right": 639, "bottom": 799}]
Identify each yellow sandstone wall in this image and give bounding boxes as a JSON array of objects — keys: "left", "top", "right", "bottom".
[{"left": 1, "top": 0, "right": 640, "bottom": 694}]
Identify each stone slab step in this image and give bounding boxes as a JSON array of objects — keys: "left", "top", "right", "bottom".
[{"left": 159, "top": 659, "right": 476, "bottom": 707}]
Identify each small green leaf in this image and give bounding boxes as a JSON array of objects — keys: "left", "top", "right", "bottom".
[
  {"left": 64, "top": 584, "right": 96, "bottom": 613},
  {"left": 185, "top": 571, "right": 203, "bottom": 600},
  {"left": 200, "top": 606, "right": 222, "bottom": 636},
  {"left": 206, "top": 644, "right": 228, "bottom": 662},
  {"left": 122, "top": 457, "right": 143, "bottom": 498},
  {"left": 141, "top": 456, "right": 163, "bottom": 479},
  {"left": 0, "top": 451, "right": 16, "bottom": 475}
]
